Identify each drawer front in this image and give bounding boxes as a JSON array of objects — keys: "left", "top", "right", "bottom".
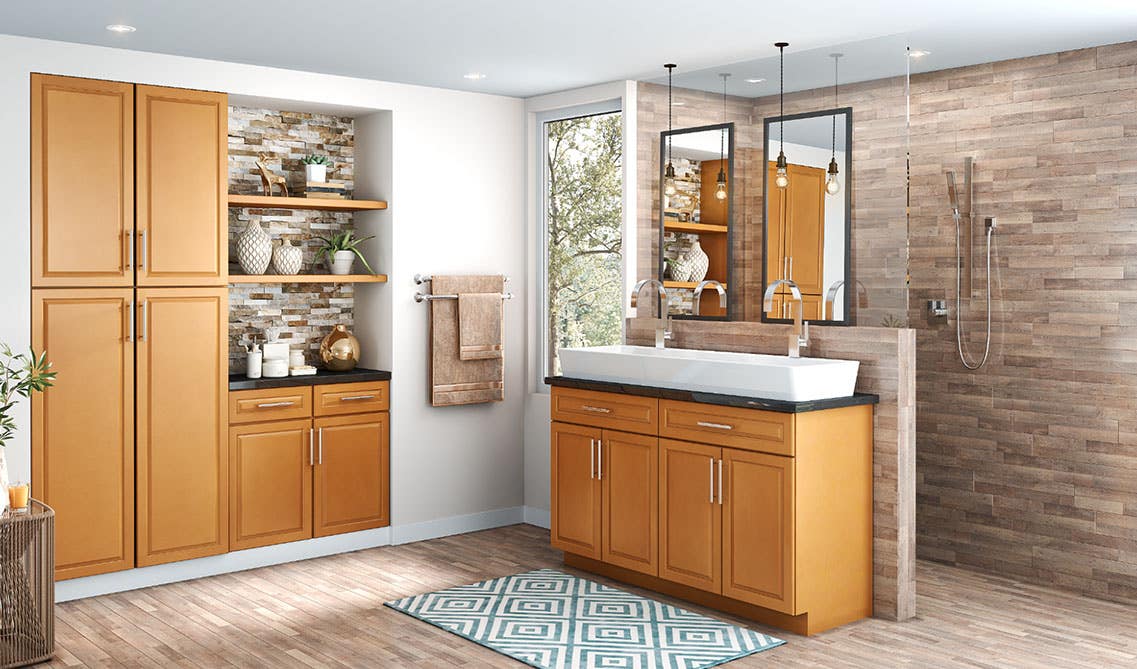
[
  {"left": 314, "top": 381, "right": 390, "bottom": 416},
  {"left": 659, "top": 400, "right": 794, "bottom": 456},
  {"left": 551, "top": 387, "right": 658, "bottom": 435},
  {"left": 229, "top": 387, "right": 312, "bottom": 424}
]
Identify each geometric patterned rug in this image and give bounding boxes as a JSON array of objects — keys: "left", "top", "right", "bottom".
[{"left": 385, "top": 568, "right": 785, "bottom": 668}]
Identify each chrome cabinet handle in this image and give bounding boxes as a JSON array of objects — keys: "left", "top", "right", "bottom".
[
  {"left": 697, "top": 421, "right": 733, "bottom": 431},
  {"left": 126, "top": 230, "right": 135, "bottom": 270},
  {"left": 256, "top": 401, "right": 294, "bottom": 408},
  {"left": 597, "top": 440, "right": 603, "bottom": 481},
  {"left": 309, "top": 428, "right": 314, "bottom": 466},
  {"left": 340, "top": 395, "right": 376, "bottom": 402},
  {"left": 139, "top": 230, "right": 147, "bottom": 269},
  {"left": 139, "top": 300, "right": 149, "bottom": 341},
  {"left": 580, "top": 405, "right": 612, "bottom": 414},
  {"left": 127, "top": 300, "right": 135, "bottom": 343},
  {"left": 718, "top": 459, "right": 724, "bottom": 505},
  {"left": 589, "top": 439, "right": 595, "bottom": 479},
  {"left": 318, "top": 427, "right": 323, "bottom": 464},
  {"left": 709, "top": 458, "right": 715, "bottom": 503},
  {"left": 788, "top": 256, "right": 793, "bottom": 281}
]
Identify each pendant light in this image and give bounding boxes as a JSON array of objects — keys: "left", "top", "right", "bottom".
[
  {"left": 774, "top": 42, "right": 790, "bottom": 189},
  {"left": 664, "top": 63, "right": 678, "bottom": 197},
  {"left": 715, "top": 73, "right": 730, "bottom": 201},
  {"left": 826, "top": 53, "right": 843, "bottom": 196}
]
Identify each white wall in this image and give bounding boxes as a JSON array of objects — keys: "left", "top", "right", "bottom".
[{"left": 0, "top": 35, "right": 527, "bottom": 595}]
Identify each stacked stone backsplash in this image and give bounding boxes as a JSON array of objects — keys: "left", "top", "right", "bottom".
[{"left": 227, "top": 106, "right": 359, "bottom": 370}]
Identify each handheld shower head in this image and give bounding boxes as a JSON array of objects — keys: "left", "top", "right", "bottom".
[{"left": 946, "top": 171, "right": 961, "bottom": 219}]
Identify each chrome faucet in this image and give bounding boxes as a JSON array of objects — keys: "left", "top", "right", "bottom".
[
  {"left": 692, "top": 280, "right": 727, "bottom": 315},
  {"left": 763, "top": 279, "right": 810, "bottom": 358},
  {"left": 631, "top": 279, "right": 672, "bottom": 348},
  {"left": 825, "top": 280, "right": 847, "bottom": 321}
]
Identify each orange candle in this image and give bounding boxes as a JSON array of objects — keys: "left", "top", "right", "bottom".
[{"left": 8, "top": 484, "right": 29, "bottom": 511}]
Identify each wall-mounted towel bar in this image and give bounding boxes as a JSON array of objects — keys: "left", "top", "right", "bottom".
[
  {"left": 415, "top": 274, "right": 510, "bottom": 285},
  {"left": 415, "top": 292, "right": 513, "bottom": 303}
]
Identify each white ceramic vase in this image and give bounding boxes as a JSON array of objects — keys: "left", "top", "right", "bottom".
[
  {"left": 236, "top": 220, "right": 272, "bottom": 275},
  {"left": 327, "top": 250, "right": 355, "bottom": 275},
  {"left": 304, "top": 164, "right": 327, "bottom": 183},
  {"left": 272, "top": 238, "right": 303, "bottom": 275},
  {"left": 672, "top": 240, "right": 709, "bottom": 283}
]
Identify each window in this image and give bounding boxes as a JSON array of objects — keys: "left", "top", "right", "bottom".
[{"left": 540, "top": 106, "right": 624, "bottom": 378}]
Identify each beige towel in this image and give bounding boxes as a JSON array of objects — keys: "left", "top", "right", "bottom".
[
  {"left": 430, "top": 275, "right": 505, "bottom": 406},
  {"left": 458, "top": 293, "right": 503, "bottom": 361}
]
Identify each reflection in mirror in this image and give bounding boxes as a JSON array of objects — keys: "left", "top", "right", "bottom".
[
  {"left": 763, "top": 108, "right": 851, "bottom": 324},
  {"left": 659, "top": 123, "right": 734, "bottom": 320}
]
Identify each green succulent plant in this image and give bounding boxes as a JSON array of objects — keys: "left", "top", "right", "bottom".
[
  {"left": 315, "top": 230, "right": 377, "bottom": 275},
  {"left": 301, "top": 155, "right": 331, "bottom": 166},
  {"left": 0, "top": 345, "right": 56, "bottom": 449}
]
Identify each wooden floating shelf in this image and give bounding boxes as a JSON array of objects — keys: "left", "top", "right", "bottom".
[
  {"left": 227, "top": 194, "right": 388, "bottom": 212},
  {"left": 229, "top": 274, "right": 388, "bottom": 284},
  {"left": 664, "top": 281, "right": 728, "bottom": 290},
  {"left": 664, "top": 221, "right": 729, "bottom": 234}
]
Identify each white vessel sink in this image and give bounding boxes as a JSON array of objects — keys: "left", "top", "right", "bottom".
[{"left": 557, "top": 345, "right": 859, "bottom": 402}]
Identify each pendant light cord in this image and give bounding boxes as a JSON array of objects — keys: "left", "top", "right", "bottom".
[
  {"left": 778, "top": 45, "right": 785, "bottom": 150},
  {"left": 666, "top": 64, "right": 674, "bottom": 166},
  {"left": 720, "top": 74, "right": 727, "bottom": 160},
  {"left": 831, "top": 56, "right": 838, "bottom": 160}
]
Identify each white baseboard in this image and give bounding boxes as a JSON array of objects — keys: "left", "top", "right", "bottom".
[
  {"left": 390, "top": 506, "right": 524, "bottom": 545},
  {"left": 522, "top": 506, "right": 550, "bottom": 529},
  {"left": 57, "top": 527, "right": 392, "bottom": 603}
]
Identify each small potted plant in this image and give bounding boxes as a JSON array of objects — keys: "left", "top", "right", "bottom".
[
  {"left": 301, "top": 155, "right": 331, "bottom": 183},
  {"left": 0, "top": 345, "right": 55, "bottom": 509},
  {"left": 315, "top": 231, "right": 376, "bottom": 276}
]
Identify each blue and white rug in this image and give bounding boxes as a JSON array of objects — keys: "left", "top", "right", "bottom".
[{"left": 384, "top": 568, "right": 785, "bottom": 669}]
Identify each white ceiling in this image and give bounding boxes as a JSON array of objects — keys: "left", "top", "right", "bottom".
[{"left": 2, "top": 1, "right": 1135, "bottom": 98}]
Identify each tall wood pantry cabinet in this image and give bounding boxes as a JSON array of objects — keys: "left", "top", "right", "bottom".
[
  {"left": 765, "top": 162, "right": 826, "bottom": 320},
  {"left": 30, "top": 73, "right": 229, "bottom": 579}
]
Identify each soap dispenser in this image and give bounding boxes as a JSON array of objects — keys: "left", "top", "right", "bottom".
[{"left": 246, "top": 342, "right": 263, "bottom": 379}]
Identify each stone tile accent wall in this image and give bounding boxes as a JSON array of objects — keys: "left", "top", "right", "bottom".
[
  {"left": 908, "top": 42, "right": 1137, "bottom": 606},
  {"left": 227, "top": 107, "right": 359, "bottom": 370},
  {"left": 627, "top": 318, "right": 918, "bottom": 621}
]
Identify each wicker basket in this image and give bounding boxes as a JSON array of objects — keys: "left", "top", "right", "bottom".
[{"left": 0, "top": 501, "right": 53, "bottom": 668}]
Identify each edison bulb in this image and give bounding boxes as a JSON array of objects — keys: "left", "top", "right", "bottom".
[
  {"left": 775, "top": 169, "right": 789, "bottom": 189},
  {"left": 825, "top": 173, "right": 841, "bottom": 195},
  {"left": 715, "top": 183, "right": 728, "bottom": 200},
  {"left": 665, "top": 178, "right": 677, "bottom": 196}
]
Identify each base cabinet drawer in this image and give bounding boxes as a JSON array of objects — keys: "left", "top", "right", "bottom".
[
  {"left": 659, "top": 400, "right": 793, "bottom": 456},
  {"left": 551, "top": 387, "right": 657, "bottom": 434},
  {"left": 314, "top": 381, "right": 389, "bottom": 416},
  {"left": 229, "top": 387, "right": 313, "bottom": 424}
]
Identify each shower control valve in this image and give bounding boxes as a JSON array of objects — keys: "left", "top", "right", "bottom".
[{"left": 927, "top": 300, "right": 948, "bottom": 318}]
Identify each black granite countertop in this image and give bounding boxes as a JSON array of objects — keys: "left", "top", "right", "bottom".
[
  {"left": 545, "top": 376, "right": 878, "bottom": 414},
  {"left": 230, "top": 367, "right": 391, "bottom": 391}
]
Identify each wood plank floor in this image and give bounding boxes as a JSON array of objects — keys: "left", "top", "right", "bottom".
[{"left": 49, "top": 524, "right": 1137, "bottom": 668}]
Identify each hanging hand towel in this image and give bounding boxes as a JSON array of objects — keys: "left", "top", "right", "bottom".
[
  {"left": 458, "top": 293, "right": 504, "bottom": 361},
  {"left": 430, "top": 275, "right": 505, "bottom": 406}
]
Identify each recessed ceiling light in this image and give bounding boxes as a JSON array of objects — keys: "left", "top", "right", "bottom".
[
  {"left": 463, "top": 72, "right": 486, "bottom": 81},
  {"left": 909, "top": 49, "right": 930, "bottom": 59},
  {"left": 745, "top": 78, "right": 766, "bottom": 84},
  {"left": 105, "top": 24, "right": 136, "bottom": 33},
  {"left": 672, "top": 101, "right": 685, "bottom": 106}
]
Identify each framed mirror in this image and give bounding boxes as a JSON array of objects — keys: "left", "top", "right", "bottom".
[
  {"left": 658, "top": 122, "right": 734, "bottom": 320},
  {"left": 762, "top": 107, "right": 852, "bottom": 325}
]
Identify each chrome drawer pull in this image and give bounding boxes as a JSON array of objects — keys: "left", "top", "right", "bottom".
[
  {"left": 256, "top": 401, "right": 295, "bottom": 408},
  {"left": 340, "top": 395, "right": 376, "bottom": 401},
  {"left": 697, "top": 421, "right": 733, "bottom": 431},
  {"left": 580, "top": 405, "right": 612, "bottom": 414}
]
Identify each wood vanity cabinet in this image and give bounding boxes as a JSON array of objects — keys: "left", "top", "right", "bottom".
[
  {"left": 550, "top": 385, "right": 872, "bottom": 635},
  {"left": 228, "top": 381, "right": 390, "bottom": 551}
]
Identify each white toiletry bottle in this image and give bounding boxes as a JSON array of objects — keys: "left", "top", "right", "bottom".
[{"left": 247, "top": 343, "right": 263, "bottom": 379}]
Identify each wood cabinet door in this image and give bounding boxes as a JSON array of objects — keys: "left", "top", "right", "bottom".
[
  {"left": 313, "top": 412, "right": 390, "bottom": 537},
  {"left": 765, "top": 162, "right": 787, "bottom": 289},
  {"left": 32, "top": 289, "right": 134, "bottom": 580},
  {"left": 785, "top": 164, "right": 826, "bottom": 295},
  {"left": 601, "top": 430, "right": 657, "bottom": 576},
  {"left": 800, "top": 294, "right": 823, "bottom": 321},
  {"left": 722, "top": 448, "right": 796, "bottom": 614},
  {"left": 136, "top": 287, "right": 228, "bottom": 566},
  {"left": 550, "top": 422, "right": 601, "bottom": 559},
  {"left": 659, "top": 439, "right": 721, "bottom": 593},
  {"left": 31, "top": 75, "right": 134, "bottom": 287},
  {"left": 135, "top": 85, "right": 227, "bottom": 286},
  {"left": 230, "top": 419, "right": 313, "bottom": 551}
]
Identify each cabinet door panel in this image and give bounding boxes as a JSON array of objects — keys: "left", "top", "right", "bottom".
[
  {"left": 765, "top": 161, "right": 786, "bottom": 290},
  {"left": 136, "top": 85, "right": 227, "bottom": 286},
  {"left": 785, "top": 164, "right": 826, "bottom": 296},
  {"left": 31, "top": 75, "right": 133, "bottom": 287},
  {"left": 723, "top": 448, "right": 796, "bottom": 614},
  {"left": 313, "top": 412, "right": 389, "bottom": 537},
  {"left": 230, "top": 419, "right": 313, "bottom": 550},
  {"left": 659, "top": 439, "right": 721, "bottom": 593},
  {"left": 32, "top": 289, "right": 134, "bottom": 580},
  {"left": 601, "top": 430, "right": 657, "bottom": 576},
  {"left": 550, "top": 422, "right": 601, "bottom": 559},
  {"left": 136, "top": 287, "right": 228, "bottom": 566}
]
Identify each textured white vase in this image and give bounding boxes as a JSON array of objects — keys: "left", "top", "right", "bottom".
[
  {"left": 673, "top": 240, "right": 709, "bottom": 283},
  {"left": 236, "top": 221, "right": 272, "bottom": 275},
  {"left": 272, "top": 238, "right": 303, "bottom": 275},
  {"left": 327, "top": 250, "right": 355, "bottom": 275}
]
